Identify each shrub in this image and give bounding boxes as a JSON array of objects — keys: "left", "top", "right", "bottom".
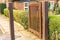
[
  {"left": 48, "top": 2, "right": 50, "bottom": 11},
  {"left": 4, "top": 8, "right": 28, "bottom": 29},
  {"left": 48, "top": 15, "right": 60, "bottom": 40},
  {"left": 4, "top": 8, "right": 9, "bottom": 16},
  {"left": 13, "top": 10, "right": 28, "bottom": 29},
  {"left": 0, "top": 3, "right": 6, "bottom": 14},
  {"left": 55, "top": 7, "right": 60, "bottom": 14}
]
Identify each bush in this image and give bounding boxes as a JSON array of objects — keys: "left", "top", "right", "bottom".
[
  {"left": 13, "top": 10, "right": 28, "bottom": 29},
  {"left": 4, "top": 8, "right": 9, "bottom": 16},
  {"left": 55, "top": 7, "right": 60, "bottom": 14},
  {"left": 4, "top": 8, "right": 28, "bottom": 29},
  {"left": 0, "top": 3, "right": 6, "bottom": 14},
  {"left": 48, "top": 2, "right": 50, "bottom": 11},
  {"left": 48, "top": 15, "right": 60, "bottom": 40}
]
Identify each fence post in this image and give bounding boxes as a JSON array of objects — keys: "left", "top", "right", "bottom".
[
  {"left": 42, "top": 1, "right": 49, "bottom": 40},
  {"left": 8, "top": 2, "right": 15, "bottom": 40}
]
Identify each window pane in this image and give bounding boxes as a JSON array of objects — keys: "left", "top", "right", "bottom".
[
  {"left": 19, "top": 0, "right": 23, "bottom": 2},
  {"left": 50, "top": 2, "right": 54, "bottom": 10},
  {"left": 25, "top": 3, "right": 28, "bottom": 7},
  {"left": 25, "top": 8, "right": 28, "bottom": 10}
]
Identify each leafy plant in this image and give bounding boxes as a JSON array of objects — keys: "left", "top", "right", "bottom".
[
  {"left": 4, "top": 8, "right": 28, "bottom": 29},
  {"left": 55, "top": 7, "right": 60, "bottom": 14},
  {"left": 0, "top": 3, "right": 6, "bottom": 14},
  {"left": 48, "top": 15, "right": 60, "bottom": 40}
]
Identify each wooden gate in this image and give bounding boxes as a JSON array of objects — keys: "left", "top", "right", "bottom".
[
  {"left": 28, "top": 2, "right": 42, "bottom": 38},
  {"left": 28, "top": 1, "right": 48, "bottom": 40}
]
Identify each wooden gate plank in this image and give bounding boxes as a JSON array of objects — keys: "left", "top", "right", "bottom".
[{"left": 28, "top": 2, "right": 42, "bottom": 39}]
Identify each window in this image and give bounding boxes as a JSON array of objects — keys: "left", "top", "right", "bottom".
[
  {"left": 14, "top": 0, "right": 24, "bottom": 2},
  {"left": 49, "top": 1, "right": 54, "bottom": 10},
  {"left": 25, "top": 3, "right": 28, "bottom": 7},
  {"left": 19, "top": 0, "right": 24, "bottom": 2},
  {"left": 25, "top": 8, "right": 28, "bottom": 10},
  {"left": 13, "top": 0, "right": 30, "bottom": 2},
  {"left": 24, "top": 2, "right": 29, "bottom": 10}
]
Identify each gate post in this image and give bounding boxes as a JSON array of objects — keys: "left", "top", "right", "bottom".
[
  {"left": 42, "top": 1, "right": 49, "bottom": 40},
  {"left": 8, "top": 2, "right": 15, "bottom": 40}
]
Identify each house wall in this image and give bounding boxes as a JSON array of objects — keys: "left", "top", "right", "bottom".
[
  {"left": 13, "top": 0, "right": 56, "bottom": 10},
  {"left": 14, "top": 1, "right": 24, "bottom": 10},
  {"left": 58, "top": 0, "right": 60, "bottom": 7},
  {"left": 0, "top": 0, "right": 2, "bottom": 3},
  {"left": 6, "top": 0, "right": 60, "bottom": 10},
  {"left": 6, "top": 0, "right": 11, "bottom": 2},
  {"left": 0, "top": 0, "right": 5, "bottom": 3},
  {"left": 6, "top": 0, "right": 11, "bottom": 8},
  {"left": 6, "top": 0, "right": 25, "bottom": 10},
  {"left": 49, "top": 0, "right": 56, "bottom": 1}
]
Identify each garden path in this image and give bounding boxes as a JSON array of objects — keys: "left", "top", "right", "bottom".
[{"left": 0, "top": 14, "right": 41, "bottom": 40}]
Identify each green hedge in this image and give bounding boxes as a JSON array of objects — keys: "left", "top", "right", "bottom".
[
  {"left": 55, "top": 7, "right": 60, "bottom": 14},
  {"left": 4, "top": 8, "right": 28, "bottom": 29},
  {"left": 0, "top": 3, "right": 6, "bottom": 14},
  {"left": 48, "top": 15, "right": 60, "bottom": 40}
]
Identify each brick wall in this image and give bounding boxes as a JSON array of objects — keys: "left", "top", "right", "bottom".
[
  {"left": 6, "top": 0, "right": 24, "bottom": 10},
  {"left": 49, "top": 0, "right": 56, "bottom": 2},
  {"left": 5, "top": 0, "right": 58, "bottom": 10},
  {"left": 0, "top": 0, "right": 2, "bottom": 3},
  {"left": 0, "top": 0, "right": 5, "bottom": 3},
  {"left": 13, "top": 1, "right": 24, "bottom": 10}
]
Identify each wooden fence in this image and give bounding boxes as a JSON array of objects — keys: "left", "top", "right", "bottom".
[
  {"left": 28, "top": 2, "right": 42, "bottom": 38},
  {"left": 28, "top": 1, "right": 48, "bottom": 40},
  {"left": 7, "top": 1, "right": 48, "bottom": 40}
]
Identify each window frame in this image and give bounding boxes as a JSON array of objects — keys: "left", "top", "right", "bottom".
[{"left": 24, "top": 2, "right": 29, "bottom": 10}]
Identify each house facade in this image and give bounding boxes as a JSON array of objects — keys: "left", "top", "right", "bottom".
[
  {"left": 49, "top": 0, "right": 56, "bottom": 10},
  {"left": 58, "top": 0, "right": 60, "bottom": 7},
  {"left": 0, "top": 0, "right": 5, "bottom": 3},
  {"left": 14, "top": 1, "right": 29, "bottom": 10},
  {"left": 5, "top": 0, "right": 60, "bottom": 10},
  {"left": 6, "top": 0, "right": 29, "bottom": 10}
]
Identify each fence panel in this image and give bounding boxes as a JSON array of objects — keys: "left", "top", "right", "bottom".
[{"left": 28, "top": 2, "right": 42, "bottom": 38}]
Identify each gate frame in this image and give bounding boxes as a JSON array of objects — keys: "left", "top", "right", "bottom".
[{"left": 28, "top": 1, "right": 48, "bottom": 40}]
